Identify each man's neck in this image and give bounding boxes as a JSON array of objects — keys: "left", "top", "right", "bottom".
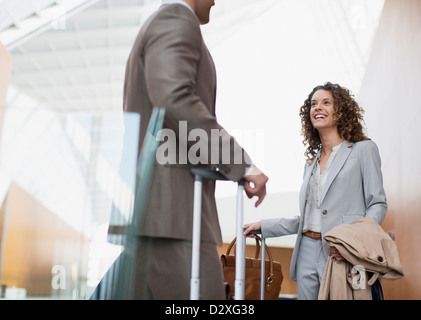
[{"left": 162, "top": 0, "right": 195, "bottom": 13}]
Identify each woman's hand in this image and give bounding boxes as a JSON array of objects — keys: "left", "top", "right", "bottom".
[
  {"left": 243, "top": 221, "right": 261, "bottom": 238},
  {"left": 329, "top": 246, "right": 344, "bottom": 261}
]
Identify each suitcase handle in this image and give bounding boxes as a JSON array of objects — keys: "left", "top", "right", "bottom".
[
  {"left": 190, "top": 168, "right": 245, "bottom": 185},
  {"left": 190, "top": 168, "right": 229, "bottom": 181},
  {"left": 190, "top": 168, "right": 245, "bottom": 300}
]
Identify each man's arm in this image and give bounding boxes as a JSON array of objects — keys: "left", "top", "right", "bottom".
[
  {"left": 244, "top": 166, "right": 268, "bottom": 207},
  {"left": 143, "top": 6, "right": 251, "bottom": 181}
]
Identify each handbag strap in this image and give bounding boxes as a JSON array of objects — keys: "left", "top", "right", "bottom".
[
  {"left": 225, "top": 236, "right": 275, "bottom": 284},
  {"left": 226, "top": 237, "right": 260, "bottom": 259}
]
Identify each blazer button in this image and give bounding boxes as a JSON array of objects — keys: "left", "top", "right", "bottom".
[
  {"left": 378, "top": 256, "right": 384, "bottom": 262},
  {"left": 322, "top": 209, "right": 327, "bottom": 215}
]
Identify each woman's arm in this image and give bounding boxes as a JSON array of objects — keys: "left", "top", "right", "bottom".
[
  {"left": 244, "top": 216, "right": 300, "bottom": 238},
  {"left": 360, "top": 140, "right": 388, "bottom": 225}
]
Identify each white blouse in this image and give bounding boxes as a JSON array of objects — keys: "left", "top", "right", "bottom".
[{"left": 303, "top": 142, "right": 343, "bottom": 233}]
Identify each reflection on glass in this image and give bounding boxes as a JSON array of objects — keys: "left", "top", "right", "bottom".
[
  {"left": 91, "top": 107, "right": 165, "bottom": 300},
  {"left": 0, "top": 107, "right": 140, "bottom": 299}
]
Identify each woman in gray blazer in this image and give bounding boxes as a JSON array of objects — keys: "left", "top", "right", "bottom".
[{"left": 244, "top": 82, "right": 387, "bottom": 300}]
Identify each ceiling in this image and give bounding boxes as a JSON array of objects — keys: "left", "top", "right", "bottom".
[
  {"left": 3, "top": 0, "right": 156, "bottom": 112},
  {"left": 1, "top": 0, "right": 283, "bottom": 112},
  {"left": 2, "top": 0, "right": 385, "bottom": 113}
]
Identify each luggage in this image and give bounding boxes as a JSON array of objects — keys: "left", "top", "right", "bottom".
[
  {"left": 190, "top": 168, "right": 246, "bottom": 300},
  {"left": 221, "top": 234, "right": 283, "bottom": 300},
  {"left": 190, "top": 168, "right": 282, "bottom": 300}
]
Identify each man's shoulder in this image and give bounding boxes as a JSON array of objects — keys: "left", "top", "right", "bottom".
[
  {"left": 140, "top": 4, "right": 202, "bottom": 43},
  {"left": 152, "top": 3, "right": 199, "bottom": 25}
]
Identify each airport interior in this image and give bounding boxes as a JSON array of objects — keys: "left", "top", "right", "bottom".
[{"left": 0, "top": 0, "right": 420, "bottom": 300}]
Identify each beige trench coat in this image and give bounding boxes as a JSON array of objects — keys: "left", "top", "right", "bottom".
[{"left": 319, "top": 217, "right": 404, "bottom": 300}]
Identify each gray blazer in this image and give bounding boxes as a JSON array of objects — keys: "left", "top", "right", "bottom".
[{"left": 261, "top": 140, "right": 387, "bottom": 281}]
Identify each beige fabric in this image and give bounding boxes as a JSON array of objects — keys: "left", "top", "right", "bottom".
[{"left": 319, "top": 217, "right": 404, "bottom": 299}]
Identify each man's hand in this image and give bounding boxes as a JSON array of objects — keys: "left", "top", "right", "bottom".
[{"left": 244, "top": 166, "right": 268, "bottom": 207}]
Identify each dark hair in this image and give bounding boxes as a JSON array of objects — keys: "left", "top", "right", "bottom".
[{"left": 299, "top": 82, "right": 369, "bottom": 162}]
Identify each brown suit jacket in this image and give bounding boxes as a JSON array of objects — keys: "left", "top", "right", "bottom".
[{"left": 122, "top": 3, "right": 251, "bottom": 245}]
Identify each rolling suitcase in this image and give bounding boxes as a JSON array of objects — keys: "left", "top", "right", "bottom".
[
  {"left": 221, "top": 229, "right": 277, "bottom": 300},
  {"left": 189, "top": 168, "right": 246, "bottom": 300}
]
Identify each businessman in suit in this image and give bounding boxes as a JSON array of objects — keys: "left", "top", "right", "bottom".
[
  {"left": 119, "top": 0, "right": 268, "bottom": 299},
  {"left": 244, "top": 82, "right": 387, "bottom": 299}
]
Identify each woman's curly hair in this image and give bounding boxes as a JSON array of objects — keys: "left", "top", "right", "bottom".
[{"left": 299, "top": 82, "right": 369, "bottom": 162}]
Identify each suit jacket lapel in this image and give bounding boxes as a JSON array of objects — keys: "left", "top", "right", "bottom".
[
  {"left": 299, "top": 152, "right": 319, "bottom": 214},
  {"left": 321, "top": 140, "right": 353, "bottom": 203}
]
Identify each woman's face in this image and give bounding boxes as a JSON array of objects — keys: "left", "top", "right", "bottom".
[{"left": 309, "top": 89, "right": 337, "bottom": 131}]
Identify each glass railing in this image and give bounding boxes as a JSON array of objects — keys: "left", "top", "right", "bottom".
[{"left": 0, "top": 107, "right": 142, "bottom": 299}]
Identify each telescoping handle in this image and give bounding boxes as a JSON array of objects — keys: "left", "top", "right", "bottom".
[
  {"left": 234, "top": 180, "right": 245, "bottom": 300},
  {"left": 190, "top": 173, "right": 203, "bottom": 300},
  {"left": 190, "top": 168, "right": 235, "bottom": 300}
]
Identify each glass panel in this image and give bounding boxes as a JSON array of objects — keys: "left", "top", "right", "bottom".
[
  {"left": 0, "top": 107, "right": 140, "bottom": 299},
  {"left": 90, "top": 107, "right": 165, "bottom": 300}
]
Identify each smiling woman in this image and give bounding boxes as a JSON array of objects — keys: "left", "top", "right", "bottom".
[
  {"left": 310, "top": 90, "right": 337, "bottom": 131},
  {"left": 244, "top": 81, "right": 388, "bottom": 300},
  {"left": 299, "top": 82, "right": 368, "bottom": 162}
]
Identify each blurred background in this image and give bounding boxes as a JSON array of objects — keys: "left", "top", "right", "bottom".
[{"left": 0, "top": 0, "right": 420, "bottom": 299}]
